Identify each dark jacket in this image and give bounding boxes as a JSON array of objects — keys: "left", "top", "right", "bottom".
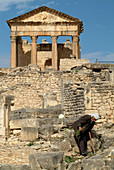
[{"left": 72, "top": 115, "right": 95, "bottom": 137}]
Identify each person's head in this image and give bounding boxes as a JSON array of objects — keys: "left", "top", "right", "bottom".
[{"left": 90, "top": 113, "right": 100, "bottom": 121}]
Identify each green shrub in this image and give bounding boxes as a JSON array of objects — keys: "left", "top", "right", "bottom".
[
  {"left": 27, "top": 142, "right": 34, "bottom": 146},
  {"left": 65, "top": 156, "right": 75, "bottom": 163}
]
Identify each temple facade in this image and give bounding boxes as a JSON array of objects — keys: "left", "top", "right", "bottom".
[{"left": 7, "top": 6, "right": 83, "bottom": 70}]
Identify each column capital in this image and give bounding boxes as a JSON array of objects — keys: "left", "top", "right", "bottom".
[
  {"left": 10, "top": 36, "right": 17, "bottom": 42},
  {"left": 51, "top": 36, "right": 58, "bottom": 43},
  {"left": 31, "top": 36, "right": 38, "bottom": 43},
  {"left": 72, "top": 35, "right": 79, "bottom": 43}
]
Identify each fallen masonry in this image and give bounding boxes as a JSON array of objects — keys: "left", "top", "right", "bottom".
[
  {"left": 0, "top": 64, "right": 114, "bottom": 170},
  {"left": 0, "top": 104, "right": 114, "bottom": 169}
]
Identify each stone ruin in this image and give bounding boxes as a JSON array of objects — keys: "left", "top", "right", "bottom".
[
  {"left": 0, "top": 63, "right": 114, "bottom": 170},
  {"left": 0, "top": 5, "right": 113, "bottom": 170},
  {"left": 7, "top": 6, "right": 83, "bottom": 71}
]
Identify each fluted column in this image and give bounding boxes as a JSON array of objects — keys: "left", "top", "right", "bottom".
[
  {"left": 72, "top": 35, "right": 80, "bottom": 59},
  {"left": 52, "top": 36, "right": 58, "bottom": 70},
  {"left": 31, "top": 36, "right": 38, "bottom": 65},
  {"left": 10, "top": 36, "right": 17, "bottom": 67}
]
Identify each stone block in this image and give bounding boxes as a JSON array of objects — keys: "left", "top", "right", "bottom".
[
  {"left": 10, "top": 119, "right": 38, "bottom": 129},
  {"left": 82, "top": 157, "right": 104, "bottom": 170},
  {"left": 56, "top": 161, "right": 66, "bottom": 170},
  {"left": 39, "top": 124, "right": 54, "bottom": 136},
  {"left": 67, "top": 161, "right": 81, "bottom": 170},
  {"left": 13, "top": 130, "right": 21, "bottom": 136},
  {"left": 29, "top": 152, "right": 64, "bottom": 170},
  {"left": 29, "top": 154, "right": 42, "bottom": 170},
  {"left": 0, "top": 165, "right": 31, "bottom": 170},
  {"left": 59, "top": 140, "right": 71, "bottom": 152},
  {"left": 102, "top": 166, "right": 110, "bottom": 170},
  {"left": 21, "top": 127, "right": 38, "bottom": 141}
]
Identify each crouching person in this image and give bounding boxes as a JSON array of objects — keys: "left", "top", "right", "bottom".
[{"left": 72, "top": 113, "right": 100, "bottom": 156}]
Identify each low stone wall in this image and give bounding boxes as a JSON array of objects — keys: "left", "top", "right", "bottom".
[
  {"left": 84, "top": 82, "right": 114, "bottom": 121},
  {"left": 60, "top": 59, "right": 90, "bottom": 70},
  {"left": 10, "top": 117, "right": 77, "bottom": 130},
  {"left": 63, "top": 81, "right": 114, "bottom": 120},
  {"left": 11, "top": 107, "right": 62, "bottom": 120}
]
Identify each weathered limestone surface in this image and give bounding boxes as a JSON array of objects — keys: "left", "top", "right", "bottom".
[
  {"left": 67, "top": 161, "right": 81, "bottom": 170},
  {"left": 29, "top": 152, "right": 64, "bottom": 170},
  {"left": 21, "top": 127, "right": 38, "bottom": 141},
  {"left": 60, "top": 59, "right": 90, "bottom": 70},
  {"left": 82, "top": 156, "right": 105, "bottom": 170}
]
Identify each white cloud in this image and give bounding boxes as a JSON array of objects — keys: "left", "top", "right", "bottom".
[
  {"left": 0, "top": 0, "right": 57, "bottom": 14},
  {"left": 46, "top": 1, "right": 55, "bottom": 5},
  {"left": 0, "top": 0, "right": 34, "bottom": 12},
  {"left": 82, "top": 52, "right": 114, "bottom": 63},
  {"left": 42, "top": 1, "right": 57, "bottom": 7}
]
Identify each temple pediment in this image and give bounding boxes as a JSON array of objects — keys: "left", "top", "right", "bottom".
[
  {"left": 7, "top": 6, "right": 81, "bottom": 24},
  {"left": 22, "top": 11, "right": 74, "bottom": 23}
]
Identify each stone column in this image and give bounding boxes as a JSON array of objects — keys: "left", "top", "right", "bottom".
[
  {"left": 0, "top": 95, "right": 14, "bottom": 142},
  {"left": 10, "top": 36, "right": 17, "bottom": 67},
  {"left": 5, "top": 104, "right": 10, "bottom": 138},
  {"left": 16, "top": 36, "right": 22, "bottom": 67},
  {"left": 31, "top": 36, "right": 38, "bottom": 65},
  {"left": 72, "top": 35, "right": 80, "bottom": 59},
  {"left": 52, "top": 36, "right": 58, "bottom": 70}
]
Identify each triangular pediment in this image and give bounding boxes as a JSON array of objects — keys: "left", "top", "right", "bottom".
[
  {"left": 22, "top": 11, "right": 73, "bottom": 23},
  {"left": 7, "top": 6, "right": 80, "bottom": 23}
]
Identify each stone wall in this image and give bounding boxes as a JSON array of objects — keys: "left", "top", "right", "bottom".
[
  {"left": 0, "top": 64, "right": 113, "bottom": 119},
  {"left": 60, "top": 59, "right": 90, "bottom": 70},
  {"left": 0, "top": 66, "right": 63, "bottom": 110},
  {"left": 63, "top": 82, "right": 85, "bottom": 117},
  {"left": 37, "top": 51, "right": 52, "bottom": 70},
  {"left": 63, "top": 81, "right": 114, "bottom": 120},
  {"left": 0, "top": 66, "right": 84, "bottom": 110},
  {"left": 90, "top": 82, "right": 114, "bottom": 119},
  {"left": 17, "top": 38, "right": 31, "bottom": 67},
  {"left": 17, "top": 39, "right": 73, "bottom": 70}
]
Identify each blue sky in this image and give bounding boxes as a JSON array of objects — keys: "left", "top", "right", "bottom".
[{"left": 0, "top": 0, "right": 114, "bottom": 67}]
